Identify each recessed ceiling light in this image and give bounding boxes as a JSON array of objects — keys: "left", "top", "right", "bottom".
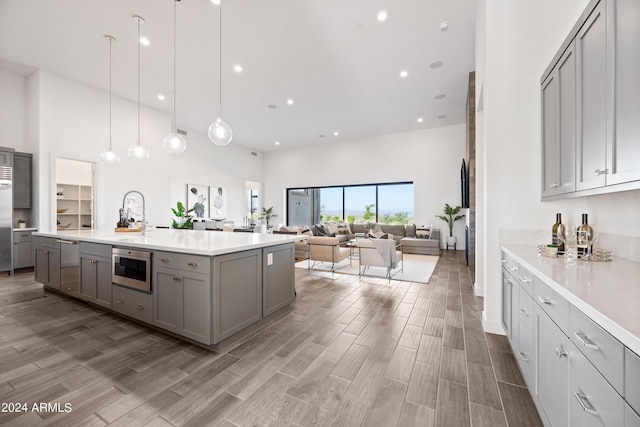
[
  {"left": 233, "top": 65, "right": 243, "bottom": 73},
  {"left": 275, "top": 141, "right": 280, "bottom": 146},
  {"left": 333, "top": 131, "right": 339, "bottom": 136},
  {"left": 157, "top": 94, "right": 165, "bottom": 101},
  {"left": 318, "top": 134, "right": 326, "bottom": 138},
  {"left": 430, "top": 61, "right": 444, "bottom": 69},
  {"left": 417, "top": 118, "right": 424, "bottom": 123},
  {"left": 211, "top": 0, "right": 221, "bottom": 5},
  {"left": 438, "top": 115, "right": 447, "bottom": 119},
  {"left": 439, "top": 21, "right": 449, "bottom": 31},
  {"left": 267, "top": 104, "right": 277, "bottom": 109},
  {"left": 400, "top": 70, "right": 408, "bottom": 78},
  {"left": 435, "top": 94, "right": 446, "bottom": 100},
  {"left": 286, "top": 99, "right": 294, "bottom": 105},
  {"left": 139, "top": 36, "right": 150, "bottom": 46},
  {"left": 377, "top": 10, "right": 388, "bottom": 22}
]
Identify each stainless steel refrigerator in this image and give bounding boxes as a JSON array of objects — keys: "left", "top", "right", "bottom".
[{"left": 0, "top": 165, "right": 12, "bottom": 273}]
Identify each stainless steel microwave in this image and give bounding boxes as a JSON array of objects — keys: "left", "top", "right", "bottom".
[{"left": 112, "top": 248, "right": 151, "bottom": 292}]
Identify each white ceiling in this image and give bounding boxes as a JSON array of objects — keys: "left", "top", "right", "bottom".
[{"left": 0, "top": 0, "right": 477, "bottom": 152}]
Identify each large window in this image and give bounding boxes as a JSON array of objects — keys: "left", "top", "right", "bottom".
[{"left": 286, "top": 182, "right": 413, "bottom": 225}]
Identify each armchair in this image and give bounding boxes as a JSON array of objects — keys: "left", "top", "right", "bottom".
[
  {"left": 306, "top": 236, "right": 351, "bottom": 274},
  {"left": 358, "top": 238, "right": 403, "bottom": 280}
]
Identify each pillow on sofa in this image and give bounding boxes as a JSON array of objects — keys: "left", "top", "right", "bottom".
[
  {"left": 416, "top": 224, "right": 433, "bottom": 239},
  {"left": 405, "top": 224, "right": 416, "bottom": 238},
  {"left": 336, "top": 222, "right": 351, "bottom": 235},
  {"left": 299, "top": 225, "right": 313, "bottom": 236},
  {"left": 312, "top": 224, "right": 328, "bottom": 236},
  {"left": 369, "top": 231, "right": 389, "bottom": 239}
]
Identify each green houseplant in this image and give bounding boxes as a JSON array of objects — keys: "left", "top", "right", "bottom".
[
  {"left": 171, "top": 201, "right": 194, "bottom": 229},
  {"left": 259, "top": 206, "right": 277, "bottom": 227},
  {"left": 436, "top": 203, "right": 465, "bottom": 243}
]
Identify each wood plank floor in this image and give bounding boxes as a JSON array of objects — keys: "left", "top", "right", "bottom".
[{"left": 0, "top": 251, "right": 543, "bottom": 426}]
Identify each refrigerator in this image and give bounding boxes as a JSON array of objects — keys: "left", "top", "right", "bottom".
[{"left": 0, "top": 165, "right": 12, "bottom": 273}]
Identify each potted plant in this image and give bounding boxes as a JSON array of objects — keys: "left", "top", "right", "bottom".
[
  {"left": 258, "top": 206, "right": 277, "bottom": 227},
  {"left": 171, "top": 201, "right": 194, "bottom": 229},
  {"left": 17, "top": 219, "right": 26, "bottom": 229},
  {"left": 436, "top": 203, "right": 465, "bottom": 245}
]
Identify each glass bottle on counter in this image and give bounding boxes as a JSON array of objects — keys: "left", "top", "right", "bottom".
[
  {"left": 576, "top": 214, "right": 593, "bottom": 258},
  {"left": 552, "top": 213, "right": 565, "bottom": 254}
]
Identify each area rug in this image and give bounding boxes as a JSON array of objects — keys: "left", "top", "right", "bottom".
[{"left": 295, "top": 253, "right": 439, "bottom": 283}]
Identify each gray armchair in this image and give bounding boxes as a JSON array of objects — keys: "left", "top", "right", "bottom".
[{"left": 306, "top": 236, "right": 351, "bottom": 274}]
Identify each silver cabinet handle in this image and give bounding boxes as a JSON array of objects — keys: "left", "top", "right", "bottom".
[
  {"left": 160, "top": 258, "right": 170, "bottom": 263},
  {"left": 549, "top": 183, "right": 560, "bottom": 188},
  {"left": 507, "top": 279, "right": 514, "bottom": 285},
  {"left": 518, "top": 352, "right": 529, "bottom": 362},
  {"left": 518, "top": 276, "right": 531, "bottom": 283},
  {"left": 555, "top": 347, "right": 567, "bottom": 358},
  {"left": 594, "top": 169, "right": 608, "bottom": 176},
  {"left": 173, "top": 276, "right": 182, "bottom": 282},
  {"left": 574, "top": 392, "right": 599, "bottom": 416},
  {"left": 501, "top": 259, "right": 507, "bottom": 263},
  {"left": 137, "top": 305, "right": 145, "bottom": 310},
  {"left": 575, "top": 332, "right": 599, "bottom": 350},
  {"left": 519, "top": 308, "right": 530, "bottom": 316},
  {"left": 57, "top": 239, "right": 78, "bottom": 245},
  {"left": 187, "top": 262, "right": 198, "bottom": 267},
  {"left": 115, "top": 299, "right": 124, "bottom": 304},
  {"left": 42, "top": 250, "right": 49, "bottom": 254},
  {"left": 508, "top": 265, "right": 518, "bottom": 272},
  {"left": 538, "top": 296, "right": 553, "bottom": 305},
  {"left": 66, "top": 287, "right": 73, "bottom": 291}
]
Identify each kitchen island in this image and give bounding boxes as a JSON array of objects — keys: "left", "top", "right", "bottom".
[{"left": 33, "top": 228, "right": 305, "bottom": 351}]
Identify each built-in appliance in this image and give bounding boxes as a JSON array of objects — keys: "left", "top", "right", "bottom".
[
  {"left": 59, "top": 239, "right": 80, "bottom": 296},
  {"left": 0, "top": 165, "right": 12, "bottom": 273},
  {"left": 112, "top": 248, "right": 151, "bottom": 292}
]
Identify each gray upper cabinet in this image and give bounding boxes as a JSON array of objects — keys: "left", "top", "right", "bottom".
[
  {"left": 542, "top": 42, "right": 576, "bottom": 198},
  {"left": 0, "top": 151, "right": 12, "bottom": 166},
  {"left": 607, "top": 0, "right": 640, "bottom": 185},
  {"left": 576, "top": 1, "right": 608, "bottom": 192},
  {"left": 13, "top": 153, "right": 32, "bottom": 208}
]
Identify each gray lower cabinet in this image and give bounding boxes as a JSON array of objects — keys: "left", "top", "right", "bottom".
[
  {"left": 626, "top": 404, "right": 640, "bottom": 427},
  {"left": 262, "top": 244, "right": 295, "bottom": 317},
  {"left": 112, "top": 284, "right": 153, "bottom": 324},
  {"left": 79, "top": 242, "right": 112, "bottom": 308},
  {"left": 213, "top": 249, "right": 262, "bottom": 344},
  {"left": 13, "top": 230, "right": 34, "bottom": 269},
  {"left": 34, "top": 238, "right": 61, "bottom": 290},
  {"left": 534, "top": 304, "right": 570, "bottom": 427},
  {"left": 502, "top": 267, "right": 514, "bottom": 340},
  {"left": 154, "top": 266, "right": 211, "bottom": 345},
  {"left": 517, "top": 290, "right": 535, "bottom": 389}
]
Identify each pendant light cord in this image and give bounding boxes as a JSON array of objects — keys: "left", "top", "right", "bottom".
[
  {"left": 219, "top": 3, "right": 223, "bottom": 121},
  {"left": 137, "top": 17, "right": 141, "bottom": 146},
  {"left": 109, "top": 36, "right": 113, "bottom": 150},
  {"left": 172, "top": 0, "right": 177, "bottom": 132}
]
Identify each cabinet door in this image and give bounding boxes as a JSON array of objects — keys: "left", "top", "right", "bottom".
[
  {"left": 12, "top": 154, "right": 32, "bottom": 208},
  {"left": 263, "top": 244, "right": 295, "bottom": 316},
  {"left": 213, "top": 249, "right": 262, "bottom": 343},
  {"left": 542, "top": 71, "right": 560, "bottom": 197},
  {"left": 154, "top": 267, "right": 181, "bottom": 334},
  {"left": 535, "top": 305, "right": 569, "bottom": 427},
  {"left": 47, "top": 248, "right": 61, "bottom": 290},
  {"left": 0, "top": 151, "right": 12, "bottom": 166},
  {"left": 13, "top": 239, "right": 34, "bottom": 269},
  {"left": 576, "top": 1, "right": 608, "bottom": 191},
  {"left": 94, "top": 258, "right": 112, "bottom": 308},
  {"left": 181, "top": 272, "right": 211, "bottom": 344},
  {"left": 517, "top": 290, "right": 535, "bottom": 389},
  {"left": 510, "top": 276, "right": 520, "bottom": 351},
  {"left": 35, "top": 248, "right": 50, "bottom": 284},
  {"left": 502, "top": 270, "right": 513, "bottom": 339},
  {"left": 607, "top": 0, "right": 640, "bottom": 185}
]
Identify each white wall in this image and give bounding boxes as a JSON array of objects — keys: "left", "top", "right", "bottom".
[
  {"left": 263, "top": 125, "right": 467, "bottom": 247},
  {"left": 0, "top": 68, "right": 28, "bottom": 151},
  {"left": 30, "top": 71, "right": 263, "bottom": 231},
  {"left": 479, "top": 0, "right": 640, "bottom": 333},
  {"left": 56, "top": 158, "right": 92, "bottom": 186}
]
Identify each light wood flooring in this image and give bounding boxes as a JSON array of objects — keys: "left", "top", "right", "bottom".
[{"left": 0, "top": 251, "right": 542, "bottom": 426}]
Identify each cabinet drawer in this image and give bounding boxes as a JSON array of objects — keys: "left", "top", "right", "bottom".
[
  {"left": 534, "top": 276, "right": 570, "bottom": 334},
  {"left": 515, "top": 264, "right": 534, "bottom": 296},
  {"left": 13, "top": 231, "right": 33, "bottom": 241},
  {"left": 626, "top": 348, "right": 640, "bottom": 415},
  {"left": 569, "top": 342, "right": 624, "bottom": 427},
  {"left": 570, "top": 306, "right": 624, "bottom": 394},
  {"left": 501, "top": 252, "right": 520, "bottom": 276},
  {"left": 112, "top": 284, "right": 153, "bottom": 324},
  {"left": 79, "top": 242, "right": 111, "bottom": 258},
  {"left": 154, "top": 251, "right": 211, "bottom": 275},
  {"left": 627, "top": 403, "right": 640, "bottom": 427}
]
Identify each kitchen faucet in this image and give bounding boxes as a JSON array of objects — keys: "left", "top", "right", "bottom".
[{"left": 122, "top": 190, "right": 146, "bottom": 235}]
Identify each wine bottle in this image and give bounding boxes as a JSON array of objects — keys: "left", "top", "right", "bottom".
[
  {"left": 552, "top": 213, "right": 565, "bottom": 254},
  {"left": 576, "top": 214, "right": 592, "bottom": 258}
]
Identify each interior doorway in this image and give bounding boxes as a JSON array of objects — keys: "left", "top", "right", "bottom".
[
  {"left": 53, "top": 157, "right": 96, "bottom": 231},
  {"left": 245, "top": 181, "right": 261, "bottom": 226}
]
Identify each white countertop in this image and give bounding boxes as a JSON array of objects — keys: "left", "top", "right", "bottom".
[
  {"left": 502, "top": 245, "right": 640, "bottom": 356},
  {"left": 33, "top": 229, "right": 306, "bottom": 257},
  {"left": 13, "top": 227, "right": 38, "bottom": 231}
]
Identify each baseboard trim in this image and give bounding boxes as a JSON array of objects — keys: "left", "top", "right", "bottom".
[
  {"left": 473, "top": 282, "right": 484, "bottom": 297},
  {"left": 482, "top": 311, "right": 506, "bottom": 335}
]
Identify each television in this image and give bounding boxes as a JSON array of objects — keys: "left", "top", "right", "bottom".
[{"left": 461, "top": 159, "right": 469, "bottom": 208}]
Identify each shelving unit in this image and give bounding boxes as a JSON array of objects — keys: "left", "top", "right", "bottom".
[{"left": 56, "top": 183, "right": 94, "bottom": 230}]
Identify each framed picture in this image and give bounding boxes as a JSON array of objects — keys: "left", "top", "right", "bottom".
[
  {"left": 187, "top": 184, "right": 208, "bottom": 219},
  {"left": 210, "top": 186, "right": 227, "bottom": 219}
]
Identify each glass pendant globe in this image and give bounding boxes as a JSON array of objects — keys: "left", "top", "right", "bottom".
[
  {"left": 163, "top": 132, "right": 187, "bottom": 155},
  {"left": 208, "top": 119, "right": 233, "bottom": 146},
  {"left": 127, "top": 144, "right": 151, "bottom": 161},
  {"left": 99, "top": 148, "right": 120, "bottom": 164}
]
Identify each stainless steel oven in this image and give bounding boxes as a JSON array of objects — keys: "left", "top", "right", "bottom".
[{"left": 112, "top": 248, "right": 151, "bottom": 292}]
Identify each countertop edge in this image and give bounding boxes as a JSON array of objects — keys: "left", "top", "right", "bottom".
[{"left": 502, "top": 245, "right": 640, "bottom": 356}]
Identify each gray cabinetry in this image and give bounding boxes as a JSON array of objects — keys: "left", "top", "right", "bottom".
[
  {"left": 154, "top": 251, "right": 212, "bottom": 344},
  {"left": 213, "top": 249, "right": 262, "bottom": 344},
  {"left": 34, "top": 237, "right": 60, "bottom": 290},
  {"left": 576, "top": 0, "right": 608, "bottom": 192},
  {"left": 607, "top": 0, "right": 640, "bottom": 185},
  {"left": 112, "top": 284, "right": 153, "bottom": 324},
  {"left": 262, "top": 244, "right": 295, "bottom": 317},
  {"left": 542, "top": 42, "right": 576, "bottom": 198},
  {"left": 626, "top": 349, "right": 640, "bottom": 417},
  {"left": 0, "top": 151, "right": 12, "bottom": 166},
  {"left": 12, "top": 152, "right": 32, "bottom": 208},
  {"left": 13, "top": 230, "right": 34, "bottom": 269},
  {"left": 517, "top": 290, "right": 535, "bottom": 389},
  {"left": 79, "top": 242, "right": 112, "bottom": 308},
  {"left": 501, "top": 267, "right": 514, "bottom": 340}
]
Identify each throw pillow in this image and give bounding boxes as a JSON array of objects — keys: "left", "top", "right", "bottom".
[
  {"left": 312, "top": 225, "right": 327, "bottom": 236},
  {"left": 336, "top": 222, "right": 350, "bottom": 235},
  {"left": 405, "top": 223, "right": 417, "bottom": 238},
  {"left": 299, "top": 226, "right": 313, "bottom": 236},
  {"left": 416, "top": 224, "right": 432, "bottom": 239},
  {"left": 369, "top": 231, "right": 389, "bottom": 239}
]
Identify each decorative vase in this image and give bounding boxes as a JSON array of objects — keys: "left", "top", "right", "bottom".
[{"left": 447, "top": 236, "right": 457, "bottom": 245}]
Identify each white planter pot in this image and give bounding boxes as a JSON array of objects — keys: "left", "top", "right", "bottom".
[{"left": 446, "top": 236, "right": 457, "bottom": 245}]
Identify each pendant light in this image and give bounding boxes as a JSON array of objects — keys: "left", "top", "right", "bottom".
[
  {"left": 128, "top": 15, "right": 151, "bottom": 161},
  {"left": 100, "top": 35, "right": 120, "bottom": 164},
  {"left": 162, "top": 0, "right": 187, "bottom": 154},
  {"left": 208, "top": 0, "right": 232, "bottom": 146}
]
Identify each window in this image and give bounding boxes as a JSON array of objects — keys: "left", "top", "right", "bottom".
[
  {"left": 378, "top": 183, "right": 413, "bottom": 224},
  {"left": 319, "top": 187, "right": 343, "bottom": 222},
  {"left": 344, "top": 185, "right": 376, "bottom": 223}
]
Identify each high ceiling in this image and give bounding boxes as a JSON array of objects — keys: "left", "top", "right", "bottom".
[{"left": 0, "top": 0, "right": 476, "bottom": 152}]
